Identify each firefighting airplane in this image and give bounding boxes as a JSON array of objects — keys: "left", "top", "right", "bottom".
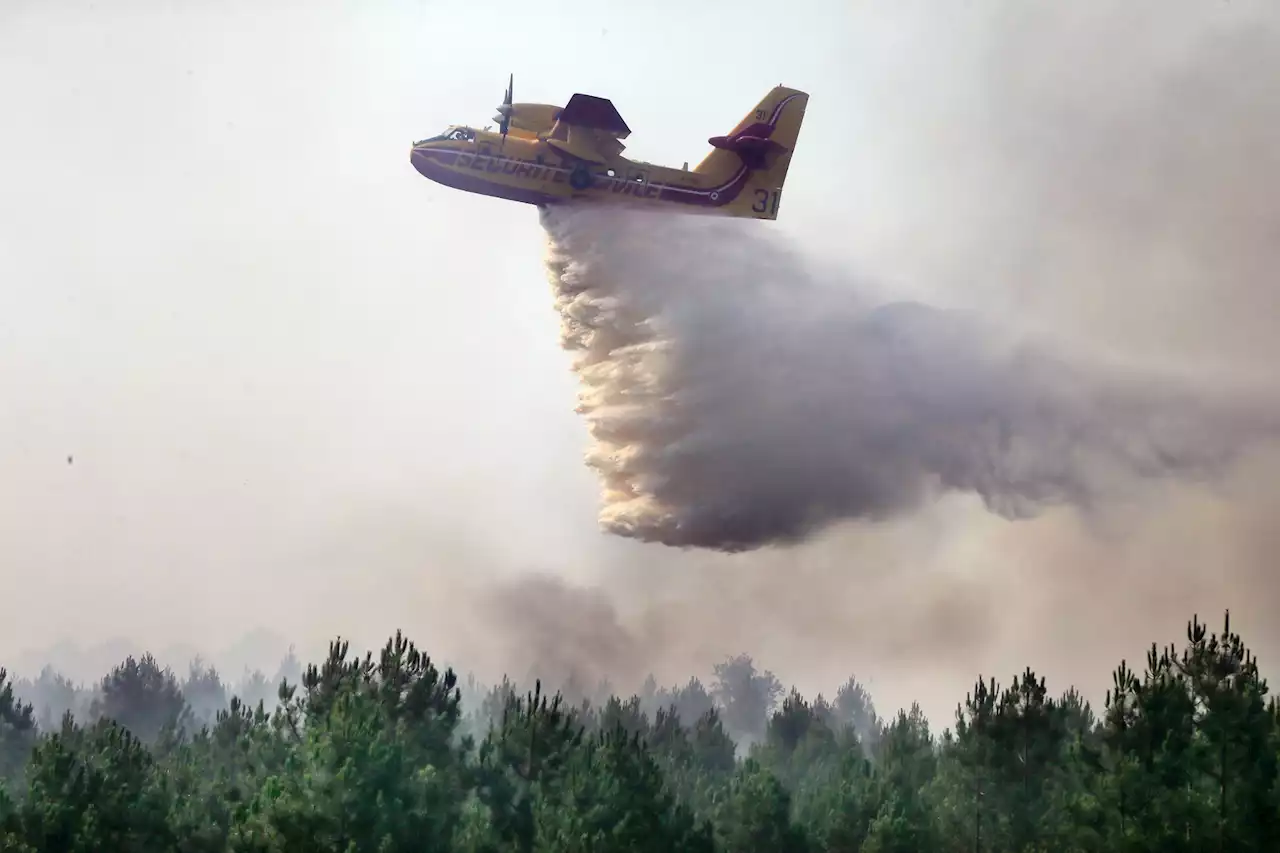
[{"left": 409, "top": 76, "right": 808, "bottom": 220}]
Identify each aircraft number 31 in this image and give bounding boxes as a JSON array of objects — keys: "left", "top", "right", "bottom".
[{"left": 752, "top": 188, "right": 781, "bottom": 216}]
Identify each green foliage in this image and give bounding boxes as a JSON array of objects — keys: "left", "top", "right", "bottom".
[
  {"left": 0, "top": 668, "right": 37, "bottom": 787},
  {"left": 713, "top": 758, "right": 808, "bottom": 852},
  {"left": 13, "top": 718, "right": 174, "bottom": 852},
  {"left": 91, "top": 654, "right": 190, "bottom": 747},
  {"left": 3, "top": 609, "right": 1280, "bottom": 851},
  {"left": 184, "top": 658, "right": 230, "bottom": 726},
  {"left": 711, "top": 654, "right": 783, "bottom": 745}
]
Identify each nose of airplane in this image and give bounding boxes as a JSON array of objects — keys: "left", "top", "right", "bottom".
[{"left": 409, "top": 144, "right": 435, "bottom": 179}]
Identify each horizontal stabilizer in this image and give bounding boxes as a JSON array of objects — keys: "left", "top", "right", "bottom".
[{"left": 708, "top": 121, "right": 786, "bottom": 170}]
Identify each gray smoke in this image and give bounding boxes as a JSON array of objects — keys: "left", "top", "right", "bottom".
[{"left": 540, "top": 205, "right": 1277, "bottom": 552}]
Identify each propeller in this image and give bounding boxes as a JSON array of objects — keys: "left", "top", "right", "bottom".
[{"left": 492, "top": 73, "right": 513, "bottom": 150}]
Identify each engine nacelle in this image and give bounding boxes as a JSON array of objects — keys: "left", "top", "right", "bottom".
[{"left": 497, "top": 103, "right": 562, "bottom": 135}]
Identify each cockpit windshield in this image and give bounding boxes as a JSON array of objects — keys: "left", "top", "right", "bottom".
[{"left": 415, "top": 125, "right": 477, "bottom": 145}]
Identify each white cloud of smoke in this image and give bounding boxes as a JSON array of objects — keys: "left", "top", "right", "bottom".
[{"left": 540, "top": 205, "right": 1279, "bottom": 553}]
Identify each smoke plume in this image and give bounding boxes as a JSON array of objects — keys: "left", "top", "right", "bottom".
[{"left": 540, "top": 205, "right": 1277, "bottom": 552}]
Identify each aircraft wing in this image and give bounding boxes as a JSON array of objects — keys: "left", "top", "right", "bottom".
[{"left": 558, "top": 94, "right": 631, "bottom": 139}]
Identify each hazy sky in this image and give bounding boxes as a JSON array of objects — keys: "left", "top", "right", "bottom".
[{"left": 4, "top": 0, "right": 1280, "bottom": 724}]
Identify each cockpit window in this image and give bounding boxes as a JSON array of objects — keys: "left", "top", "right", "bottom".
[{"left": 414, "top": 126, "right": 476, "bottom": 146}]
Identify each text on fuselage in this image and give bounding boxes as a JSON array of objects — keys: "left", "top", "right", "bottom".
[{"left": 452, "top": 152, "right": 665, "bottom": 198}]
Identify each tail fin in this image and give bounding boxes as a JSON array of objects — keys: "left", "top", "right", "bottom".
[{"left": 694, "top": 85, "right": 808, "bottom": 219}]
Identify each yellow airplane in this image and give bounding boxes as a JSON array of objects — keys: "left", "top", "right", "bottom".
[{"left": 409, "top": 76, "right": 808, "bottom": 220}]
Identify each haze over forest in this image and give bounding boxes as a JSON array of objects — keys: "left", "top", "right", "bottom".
[{"left": 4, "top": 0, "right": 1280, "bottom": 736}]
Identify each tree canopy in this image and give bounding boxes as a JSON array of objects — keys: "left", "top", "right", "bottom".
[{"left": 3, "top": 612, "right": 1278, "bottom": 852}]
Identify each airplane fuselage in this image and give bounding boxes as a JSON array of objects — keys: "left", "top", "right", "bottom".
[
  {"left": 409, "top": 131, "right": 773, "bottom": 217},
  {"left": 409, "top": 85, "right": 806, "bottom": 220}
]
